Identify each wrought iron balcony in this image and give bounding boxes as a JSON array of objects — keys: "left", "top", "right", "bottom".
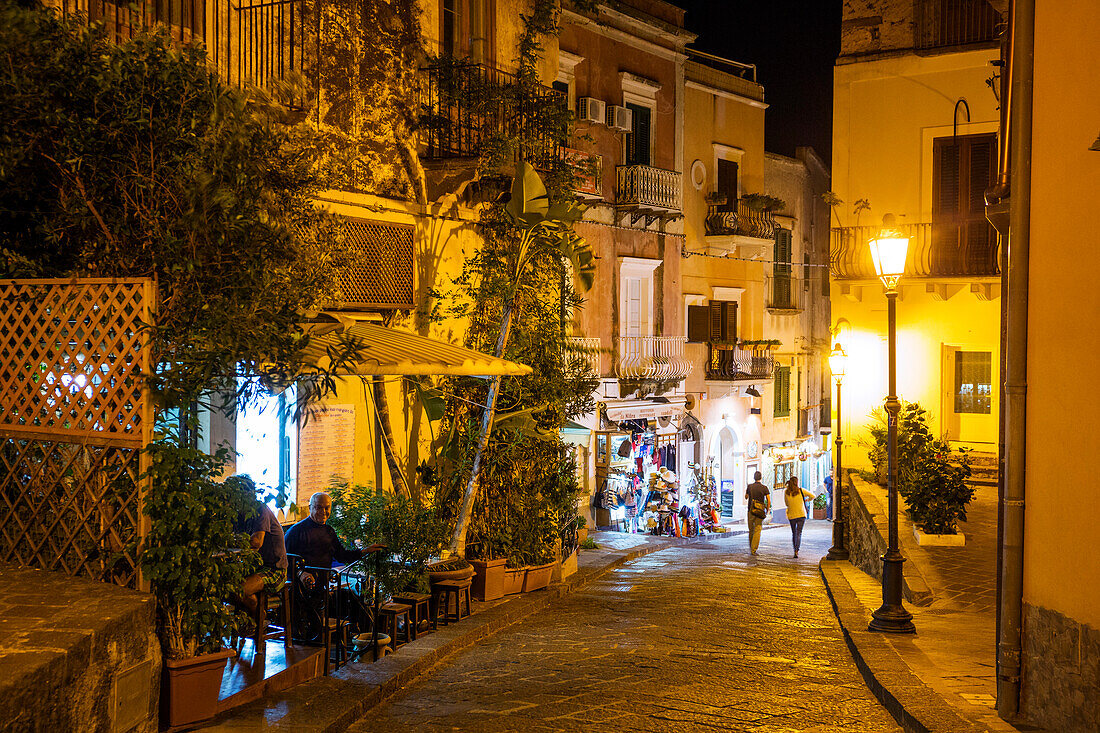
[
  {"left": 566, "top": 337, "right": 603, "bottom": 376},
  {"left": 830, "top": 222, "right": 1000, "bottom": 280},
  {"left": 615, "top": 165, "right": 683, "bottom": 226},
  {"left": 421, "top": 62, "right": 566, "bottom": 163},
  {"left": 704, "top": 199, "right": 778, "bottom": 239},
  {"left": 705, "top": 343, "right": 775, "bottom": 381},
  {"left": 615, "top": 336, "right": 690, "bottom": 382},
  {"left": 765, "top": 273, "right": 804, "bottom": 312}
]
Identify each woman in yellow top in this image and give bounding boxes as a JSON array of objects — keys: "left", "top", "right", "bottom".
[{"left": 783, "top": 476, "right": 817, "bottom": 558}]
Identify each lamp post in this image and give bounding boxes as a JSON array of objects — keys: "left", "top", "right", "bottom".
[
  {"left": 826, "top": 343, "right": 849, "bottom": 560},
  {"left": 867, "top": 214, "right": 916, "bottom": 634}
]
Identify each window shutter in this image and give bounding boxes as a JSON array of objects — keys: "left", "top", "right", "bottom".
[
  {"left": 774, "top": 365, "right": 790, "bottom": 417},
  {"left": 687, "top": 305, "right": 710, "bottom": 343},
  {"left": 726, "top": 301, "right": 738, "bottom": 342},
  {"left": 709, "top": 301, "right": 723, "bottom": 341},
  {"left": 626, "top": 104, "right": 651, "bottom": 166},
  {"left": 935, "top": 139, "right": 961, "bottom": 218}
]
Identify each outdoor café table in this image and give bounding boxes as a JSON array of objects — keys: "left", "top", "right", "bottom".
[{"left": 337, "top": 544, "right": 388, "bottom": 661}]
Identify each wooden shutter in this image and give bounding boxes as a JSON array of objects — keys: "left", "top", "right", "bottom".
[
  {"left": 626, "top": 104, "right": 651, "bottom": 166},
  {"left": 773, "top": 229, "right": 792, "bottom": 307},
  {"left": 725, "top": 301, "right": 737, "bottom": 341},
  {"left": 933, "top": 133, "right": 997, "bottom": 274},
  {"left": 709, "top": 301, "right": 723, "bottom": 341},
  {"left": 687, "top": 305, "right": 710, "bottom": 343},
  {"left": 774, "top": 365, "right": 790, "bottom": 417},
  {"left": 706, "top": 301, "right": 737, "bottom": 341}
]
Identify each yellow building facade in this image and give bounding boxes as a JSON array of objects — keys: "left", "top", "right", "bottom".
[{"left": 831, "top": 7, "right": 1002, "bottom": 465}]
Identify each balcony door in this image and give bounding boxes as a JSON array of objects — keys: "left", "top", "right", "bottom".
[
  {"left": 625, "top": 103, "right": 651, "bottom": 166},
  {"left": 717, "top": 159, "right": 738, "bottom": 211},
  {"left": 619, "top": 257, "right": 660, "bottom": 338}
]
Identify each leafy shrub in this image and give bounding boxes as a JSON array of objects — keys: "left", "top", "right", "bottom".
[
  {"left": 579, "top": 537, "right": 599, "bottom": 550},
  {"left": 328, "top": 481, "right": 448, "bottom": 597},
  {"left": 862, "top": 402, "right": 974, "bottom": 534},
  {"left": 813, "top": 492, "right": 828, "bottom": 510}
]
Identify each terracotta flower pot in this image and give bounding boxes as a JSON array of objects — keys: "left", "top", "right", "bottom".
[
  {"left": 426, "top": 561, "right": 475, "bottom": 585},
  {"left": 522, "top": 562, "right": 555, "bottom": 592},
  {"left": 471, "top": 558, "right": 507, "bottom": 601},
  {"left": 577, "top": 526, "right": 588, "bottom": 545},
  {"left": 163, "top": 648, "right": 235, "bottom": 728},
  {"left": 813, "top": 507, "right": 827, "bottom": 520},
  {"left": 502, "top": 566, "right": 525, "bottom": 595}
]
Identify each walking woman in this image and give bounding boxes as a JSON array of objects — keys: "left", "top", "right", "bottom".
[{"left": 783, "top": 476, "right": 816, "bottom": 558}]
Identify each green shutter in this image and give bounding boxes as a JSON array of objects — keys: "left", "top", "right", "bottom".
[{"left": 774, "top": 365, "right": 790, "bottom": 418}]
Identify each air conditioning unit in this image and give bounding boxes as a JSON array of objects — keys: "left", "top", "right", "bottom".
[
  {"left": 606, "top": 104, "right": 633, "bottom": 133},
  {"left": 576, "top": 97, "right": 606, "bottom": 125}
]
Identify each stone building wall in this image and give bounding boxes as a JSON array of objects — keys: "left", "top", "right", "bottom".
[
  {"left": 1021, "top": 604, "right": 1100, "bottom": 733},
  {"left": 0, "top": 566, "right": 160, "bottom": 732}
]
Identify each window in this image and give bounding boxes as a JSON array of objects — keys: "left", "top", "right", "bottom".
[
  {"left": 235, "top": 380, "right": 297, "bottom": 510},
  {"left": 716, "top": 159, "right": 738, "bottom": 210},
  {"left": 933, "top": 133, "right": 997, "bottom": 274},
  {"left": 441, "top": 0, "right": 457, "bottom": 57},
  {"left": 954, "top": 351, "right": 991, "bottom": 414},
  {"left": 709, "top": 300, "right": 737, "bottom": 342},
  {"left": 625, "top": 102, "right": 651, "bottom": 166},
  {"left": 774, "top": 364, "right": 791, "bottom": 417},
  {"left": 619, "top": 257, "right": 659, "bottom": 337},
  {"left": 551, "top": 80, "right": 568, "bottom": 95}
]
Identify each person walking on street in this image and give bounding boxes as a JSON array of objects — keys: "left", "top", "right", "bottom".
[
  {"left": 745, "top": 471, "right": 770, "bottom": 556},
  {"left": 784, "top": 476, "right": 816, "bottom": 558}
]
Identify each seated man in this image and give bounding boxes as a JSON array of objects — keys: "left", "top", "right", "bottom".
[
  {"left": 230, "top": 477, "right": 288, "bottom": 618},
  {"left": 285, "top": 492, "right": 379, "bottom": 634}
]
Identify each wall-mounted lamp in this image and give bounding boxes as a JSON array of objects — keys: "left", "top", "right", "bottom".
[{"left": 745, "top": 386, "right": 762, "bottom": 398}]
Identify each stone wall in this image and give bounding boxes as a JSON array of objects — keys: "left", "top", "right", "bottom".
[
  {"left": 844, "top": 472, "right": 932, "bottom": 605},
  {"left": 0, "top": 565, "right": 160, "bottom": 732},
  {"left": 1021, "top": 603, "right": 1100, "bottom": 733}
]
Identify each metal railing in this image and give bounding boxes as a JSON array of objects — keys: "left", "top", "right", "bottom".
[
  {"left": 54, "top": 0, "right": 204, "bottom": 45},
  {"left": 916, "top": 0, "right": 1001, "bottom": 50},
  {"left": 830, "top": 222, "right": 1000, "bottom": 280},
  {"left": 704, "top": 200, "right": 778, "bottom": 238},
  {"left": 421, "top": 62, "right": 566, "bottom": 162},
  {"left": 705, "top": 343, "right": 775, "bottom": 381},
  {"left": 566, "top": 337, "right": 602, "bottom": 376},
  {"left": 616, "top": 165, "right": 682, "bottom": 212},
  {"left": 765, "top": 273, "right": 803, "bottom": 311},
  {"left": 615, "top": 336, "right": 690, "bottom": 382}
]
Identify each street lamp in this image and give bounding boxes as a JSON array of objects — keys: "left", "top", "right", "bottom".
[
  {"left": 826, "top": 343, "right": 849, "bottom": 560},
  {"left": 868, "top": 214, "right": 916, "bottom": 634}
]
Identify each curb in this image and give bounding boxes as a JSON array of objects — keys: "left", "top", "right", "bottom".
[
  {"left": 207, "top": 540, "right": 670, "bottom": 732},
  {"left": 819, "top": 559, "right": 984, "bottom": 733}
]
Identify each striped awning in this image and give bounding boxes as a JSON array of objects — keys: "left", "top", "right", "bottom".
[{"left": 300, "top": 317, "right": 532, "bottom": 377}]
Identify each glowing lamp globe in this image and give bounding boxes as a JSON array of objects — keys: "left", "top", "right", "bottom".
[
  {"left": 868, "top": 215, "right": 910, "bottom": 290},
  {"left": 829, "top": 344, "right": 847, "bottom": 380}
]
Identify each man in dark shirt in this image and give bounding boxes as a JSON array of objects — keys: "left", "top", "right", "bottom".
[
  {"left": 745, "top": 471, "right": 771, "bottom": 556},
  {"left": 284, "top": 491, "right": 364, "bottom": 585}
]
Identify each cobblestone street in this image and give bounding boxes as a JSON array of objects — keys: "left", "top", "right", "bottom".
[{"left": 351, "top": 523, "right": 901, "bottom": 732}]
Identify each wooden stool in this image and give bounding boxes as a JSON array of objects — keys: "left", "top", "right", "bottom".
[
  {"left": 378, "top": 602, "right": 412, "bottom": 649},
  {"left": 432, "top": 579, "right": 472, "bottom": 624},
  {"left": 392, "top": 592, "right": 433, "bottom": 639}
]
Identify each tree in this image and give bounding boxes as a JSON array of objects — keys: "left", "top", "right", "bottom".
[
  {"left": 0, "top": 3, "right": 356, "bottom": 412},
  {"left": 445, "top": 162, "right": 594, "bottom": 556}
]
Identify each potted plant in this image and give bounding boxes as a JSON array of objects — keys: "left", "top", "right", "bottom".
[
  {"left": 575, "top": 515, "right": 588, "bottom": 546},
  {"left": 812, "top": 492, "right": 828, "bottom": 520},
  {"left": 139, "top": 440, "right": 259, "bottom": 729}
]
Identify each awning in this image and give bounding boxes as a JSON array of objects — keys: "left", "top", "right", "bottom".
[
  {"left": 602, "top": 396, "right": 687, "bottom": 422},
  {"left": 560, "top": 420, "right": 591, "bottom": 447},
  {"left": 299, "top": 317, "right": 532, "bottom": 377}
]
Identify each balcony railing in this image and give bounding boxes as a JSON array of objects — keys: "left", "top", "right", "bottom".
[
  {"left": 916, "top": 0, "right": 1001, "bottom": 50},
  {"left": 421, "top": 62, "right": 566, "bottom": 163},
  {"left": 615, "top": 336, "right": 690, "bottom": 382},
  {"left": 566, "top": 337, "right": 602, "bottom": 376},
  {"left": 616, "top": 165, "right": 683, "bottom": 223},
  {"left": 704, "top": 200, "right": 778, "bottom": 239},
  {"left": 765, "top": 273, "right": 803, "bottom": 312},
  {"left": 705, "top": 343, "right": 775, "bottom": 381},
  {"left": 831, "top": 222, "right": 1000, "bottom": 280}
]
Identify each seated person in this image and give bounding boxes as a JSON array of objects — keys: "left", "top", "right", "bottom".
[
  {"left": 230, "top": 478, "right": 288, "bottom": 618},
  {"left": 285, "top": 492, "right": 381, "bottom": 633}
]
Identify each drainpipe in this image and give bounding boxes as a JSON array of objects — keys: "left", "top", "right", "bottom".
[{"left": 997, "top": 0, "right": 1034, "bottom": 720}]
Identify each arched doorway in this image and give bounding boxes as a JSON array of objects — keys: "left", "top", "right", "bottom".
[{"left": 710, "top": 426, "right": 745, "bottom": 521}]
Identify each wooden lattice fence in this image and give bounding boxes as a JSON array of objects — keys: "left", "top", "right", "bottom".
[{"left": 0, "top": 279, "right": 154, "bottom": 588}]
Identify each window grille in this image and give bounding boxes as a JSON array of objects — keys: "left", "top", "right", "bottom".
[{"left": 336, "top": 220, "right": 415, "bottom": 310}]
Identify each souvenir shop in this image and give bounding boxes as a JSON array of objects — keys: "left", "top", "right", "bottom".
[{"left": 592, "top": 405, "right": 706, "bottom": 537}]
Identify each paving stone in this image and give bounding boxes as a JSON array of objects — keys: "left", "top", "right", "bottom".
[{"left": 350, "top": 523, "right": 900, "bottom": 732}]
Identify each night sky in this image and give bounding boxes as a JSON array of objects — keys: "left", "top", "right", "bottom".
[{"left": 675, "top": 0, "right": 842, "bottom": 167}]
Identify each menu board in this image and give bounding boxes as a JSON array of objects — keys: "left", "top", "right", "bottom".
[{"left": 297, "top": 404, "right": 356, "bottom": 507}]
